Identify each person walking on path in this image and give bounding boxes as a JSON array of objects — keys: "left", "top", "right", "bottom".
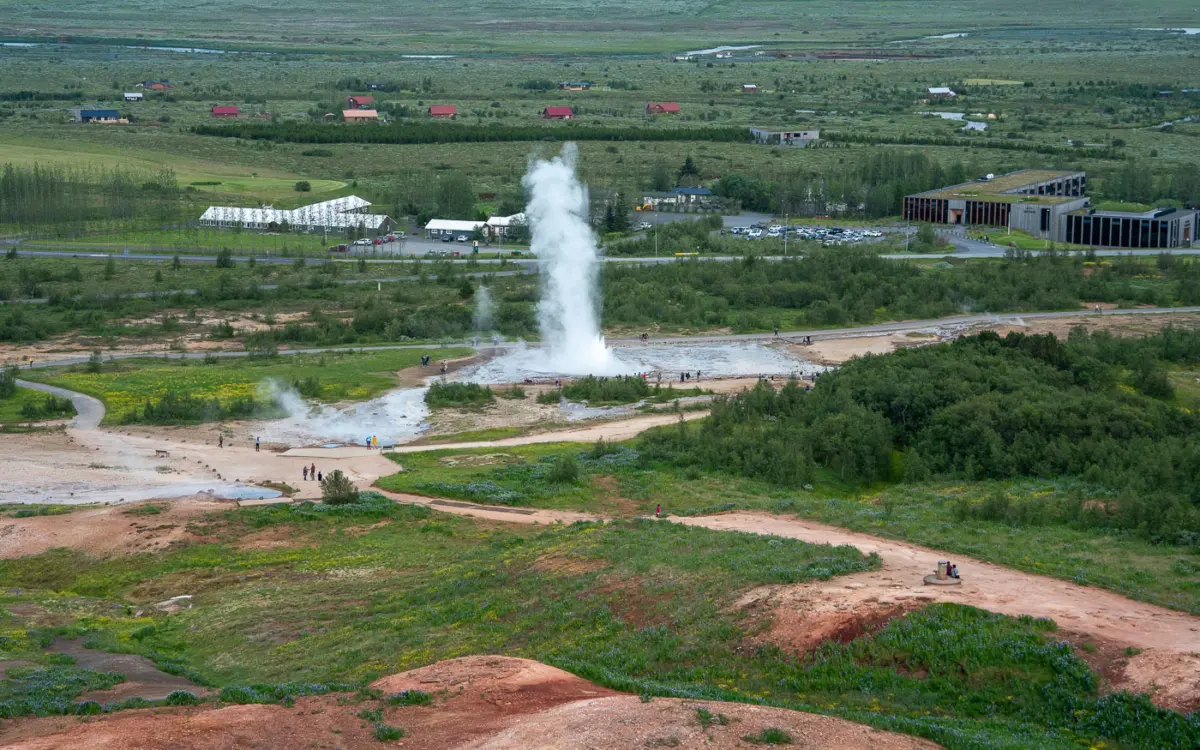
[
  {"left": 655, "top": 504, "right": 661, "bottom": 518},
  {"left": 303, "top": 466, "right": 309, "bottom": 481},
  {"left": 317, "top": 471, "right": 323, "bottom": 483},
  {"left": 255, "top": 436, "right": 260, "bottom": 452},
  {"left": 218, "top": 435, "right": 223, "bottom": 449},
  {"left": 310, "top": 462, "right": 316, "bottom": 480}
]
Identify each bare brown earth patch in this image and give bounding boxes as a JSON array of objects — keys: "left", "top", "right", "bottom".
[
  {"left": 0, "top": 497, "right": 223, "bottom": 559},
  {"left": 1, "top": 655, "right": 941, "bottom": 749}
]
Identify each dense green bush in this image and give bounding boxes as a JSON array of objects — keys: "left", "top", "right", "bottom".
[
  {"left": 321, "top": 469, "right": 360, "bottom": 505},
  {"left": 425, "top": 382, "right": 494, "bottom": 409},
  {"left": 122, "top": 391, "right": 265, "bottom": 425},
  {"left": 642, "top": 329, "right": 1200, "bottom": 539}
]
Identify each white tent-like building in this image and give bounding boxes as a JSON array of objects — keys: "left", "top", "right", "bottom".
[{"left": 198, "top": 195, "right": 393, "bottom": 234}]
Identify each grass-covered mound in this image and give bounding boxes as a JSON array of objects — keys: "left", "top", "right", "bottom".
[{"left": 641, "top": 328, "right": 1200, "bottom": 541}]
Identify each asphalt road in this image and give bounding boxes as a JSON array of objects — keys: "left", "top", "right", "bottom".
[
  {"left": 20, "top": 305, "right": 1200, "bottom": 371},
  {"left": 15, "top": 379, "right": 106, "bottom": 429}
]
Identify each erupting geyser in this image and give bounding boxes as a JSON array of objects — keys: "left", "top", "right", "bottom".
[{"left": 523, "top": 144, "right": 622, "bottom": 374}]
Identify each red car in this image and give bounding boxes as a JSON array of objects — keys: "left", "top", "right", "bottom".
[{"left": 372, "top": 237, "right": 383, "bottom": 245}]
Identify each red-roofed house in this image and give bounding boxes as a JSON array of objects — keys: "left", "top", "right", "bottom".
[
  {"left": 429, "top": 105, "right": 457, "bottom": 119},
  {"left": 646, "top": 102, "right": 681, "bottom": 115},
  {"left": 211, "top": 105, "right": 239, "bottom": 118},
  {"left": 542, "top": 106, "right": 574, "bottom": 120},
  {"left": 347, "top": 95, "right": 375, "bottom": 109}
]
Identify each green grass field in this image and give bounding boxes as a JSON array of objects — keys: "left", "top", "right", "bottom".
[
  {"left": 377, "top": 441, "right": 1200, "bottom": 614},
  {"left": 0, "top": 387, "right": 76, "bottom": 423},
  {"left": 0, "top": 135, "right": 345, "bottom": 204},
  {"left": 25, "top": 348, "right": 469, "bottom": 424}
]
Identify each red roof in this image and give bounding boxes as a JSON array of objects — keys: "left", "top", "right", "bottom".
[
  {"left": 647, "top": 102, "right": 680, "bottom": 113},
  {"left": 211, "top": 105, "right": 239, "bottom": 116},
  {"left": 543, "top": 106, "right": 573, "bottom": 118},
  {"left": 349, "top": 95, "right": 375, "bottom": 105},
  {"left": 429, "top": 105, "right": 456, "bottom": 116}
]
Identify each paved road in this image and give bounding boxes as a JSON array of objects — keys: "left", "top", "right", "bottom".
[
  {"left": 18, "top": 305, "right": 1200, "bottom": 371},
  {"left": 15, "top": 379, "right": 106, "bottom": 429}
]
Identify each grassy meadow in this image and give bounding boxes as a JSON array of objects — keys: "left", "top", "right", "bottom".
[
  {"left": 377, "top": 441, "right": 1200, "bottom": 615},
  {"left": 2, "top": 497, "right": 1197, "bottom": 748},
  {"left": 24, "top": 348, "right": 469, "bottom": 424}
]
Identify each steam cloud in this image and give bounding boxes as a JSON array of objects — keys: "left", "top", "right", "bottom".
[
  {"left": 523, "top": 144, "right": 621, "bottom": 374},
  {"left": 473, "top": 284, "right": 495, "bottom": 332}
]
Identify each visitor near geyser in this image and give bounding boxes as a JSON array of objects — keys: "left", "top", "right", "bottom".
[{"left": 523, "top": 144, "right": 621, "bottom": 374}]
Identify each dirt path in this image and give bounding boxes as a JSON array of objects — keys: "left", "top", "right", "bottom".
[
  {"left": 674, "top": 512, "right": 1200, "bottom": 709},
  {"left": 368, "top": 493, "right": 1200, "bottom": 708}
]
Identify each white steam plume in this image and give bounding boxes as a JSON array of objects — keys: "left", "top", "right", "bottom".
[
  {"left": 522, "top": 144, "right": 620, "bottom": 374},
  {"left": 473, "top": 284, "right": 495, "bottom": 332}
]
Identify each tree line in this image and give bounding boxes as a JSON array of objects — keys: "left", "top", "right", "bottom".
[
  {"left": 641, "top": 328, "right": 1200, "bottom": 542},
  {"left": 192, "top": 122, "right": 749, "bottom": 145},
  {"left": 602, "top": 248, "right": 1200, "bottom": 332},
  {"left": 0, "top": 163, "right": 181, "bottom": 234}
]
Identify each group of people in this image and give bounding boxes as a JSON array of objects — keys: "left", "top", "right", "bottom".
[
  {"left": 364, "top": 435, "right": 379, "bottom": 449},
  {"left": 302, "top": 463, "right": 323, "bottom": 483},
  {"left": 945, "top": 561, "right": 961, "bottom": 579},
  {"left": 679, "top": 371, "right": 700, "bottom": 382}
]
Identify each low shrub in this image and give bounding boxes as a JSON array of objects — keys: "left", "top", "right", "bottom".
[
  {"left": 743, "top": 728, "right": 792, "bottom": 745},
  {"left": 425, "top": 382, "right": 493, "bottom": 409},
  {"left": 165, "top": 690, "right": 200, "bottom": 706},
  {"left": 384, "top": 690, "right": 431, "bottom": 706},
  {"left": 373, "top": 723, "right": 405, "bottom": 741}
]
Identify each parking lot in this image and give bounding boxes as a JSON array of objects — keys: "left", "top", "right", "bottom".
[{"left": 727, "top": 223, "right": 883, "bottom": 246}]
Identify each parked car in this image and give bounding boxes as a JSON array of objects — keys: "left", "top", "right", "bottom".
[
  {"left": 352, "top": 238, "right": 371, "bottom": 246},
  {"left": 441, "top": 234, "right": 452, "bottom": 242},
  {"left": 747, "top": 229, "right": 763, "bottom": 239},
  {"left": 328, "top": 244, "right": 348, "bottom": 253},
  {"left": 372, "top": 237, "right": 383, "bottom": 245},
  {"left": 637, "top": 221, "right": 652, "bottom": 230},
  {"left": 384, "top": 234, "right": 397, "bottom": 242},
  {"left": 456, "top": 234, "right": 468, "bottom": 242}
]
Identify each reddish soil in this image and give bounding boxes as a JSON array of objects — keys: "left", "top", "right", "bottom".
[
  {"left": 0, "top": 497, "right": 225, "bottom": 559},
  {"left": 0, "top": 656, "right": 938, "bottom": 749}
]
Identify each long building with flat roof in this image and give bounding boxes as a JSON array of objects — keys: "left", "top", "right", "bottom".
[{"left": 903, "top": 169, "right": 1195, "bottom": 249}]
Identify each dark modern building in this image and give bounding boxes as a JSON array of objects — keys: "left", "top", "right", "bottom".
[
  {"left": 903, "top": 169, "right": 1196, "bottom": 249},
  {"left": 1064, "top": 207, "right": 1194, "bottom": 249}
]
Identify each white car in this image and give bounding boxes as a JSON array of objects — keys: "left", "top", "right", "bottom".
[
  {"left": 456, "top": 234, "right": 469, "bottom": 242},
  {"left": 352, "top": 238, "right": 371, "bottom": 246},
  {"left": 747, "top": 229, "right": 763, "bottom": 239}
]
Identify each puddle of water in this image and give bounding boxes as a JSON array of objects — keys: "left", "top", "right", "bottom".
[
  {"left": 683, "top": 44, "right": 761, "bottom": 55},
  {"left": 215, "top": 486, "right": 282, "bottom": 501},
  {"left": 463, "top": 341, "right": 818, "bottom": 383},
  {"left": 1137, "top": 27, "right": 1200, "bottom": 35}
]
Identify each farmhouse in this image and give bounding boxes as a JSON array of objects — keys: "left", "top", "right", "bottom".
[
  {"left": 199, "top": 195, "right": 394, "bottom": 234},
  {"left": 425, "top": 219, "right": 486, "bottom": 239},
  {"left": 428, "top": 105, "right": 457, "bottom": 119},
  {"left": 123, "top": 92, "right": 143, "bottom": 102},
  {"left": 211, "top": 105, "right": 239, "bottom": 118},
  {"left": 74, "top": 108, "right": 121, "bottom": 123},
  {"left": 742, "top": 84, "right": 758, "bottom": 93},
  {"left": 347, "top": 95, "right": 375, "bottom": 109},
  {"left": 928, "top": 86, "right": 957, "bottom": 99},
  {"left": 542, "top": 106, "right": 574, "bottom": 120},
  {"left": 343, "top": 109, "right": 379, "bottom": 122},
  {"left": 485, "top": 212, "right": 527, "bottom": 238},
  {"left": 558, "top": 81, "right": 591, "bottom": 90},
  {"left": 749, "top": 126, "right": 820, "bottom": 146},
  {"left": 646, "top": 102, "right": 680, "bottom": 115}
]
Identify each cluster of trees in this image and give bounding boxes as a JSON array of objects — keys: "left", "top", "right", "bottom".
[
  {"left": 714, "top": 151, "right": 970, "bottom": 216},
  {"left": 642, "top": 329, "right": 1200, "bottom": 540},
  {"left": 561, "top": 375, "right": 652, "bottom": 404},
  {"left": 123, "top": 391, "right": 264, "bottom": 424},
  {"left": 602, "top": 249, "right": 1200, "bottom": 332},
  {"left": 193, "top": 122, "right": 748, "bottom": 145},
  {"left": 606, "top": 215, "right": 723, "bottom": 256},
  {"left": 1102, "top": 159, "right": 1200, "bottom": 206},
  {"left": 19, "top": 394, "right": 73, "bottom": 420},
  {"left": 0, "top": 163, "right": 181, "bottom": 233}
]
